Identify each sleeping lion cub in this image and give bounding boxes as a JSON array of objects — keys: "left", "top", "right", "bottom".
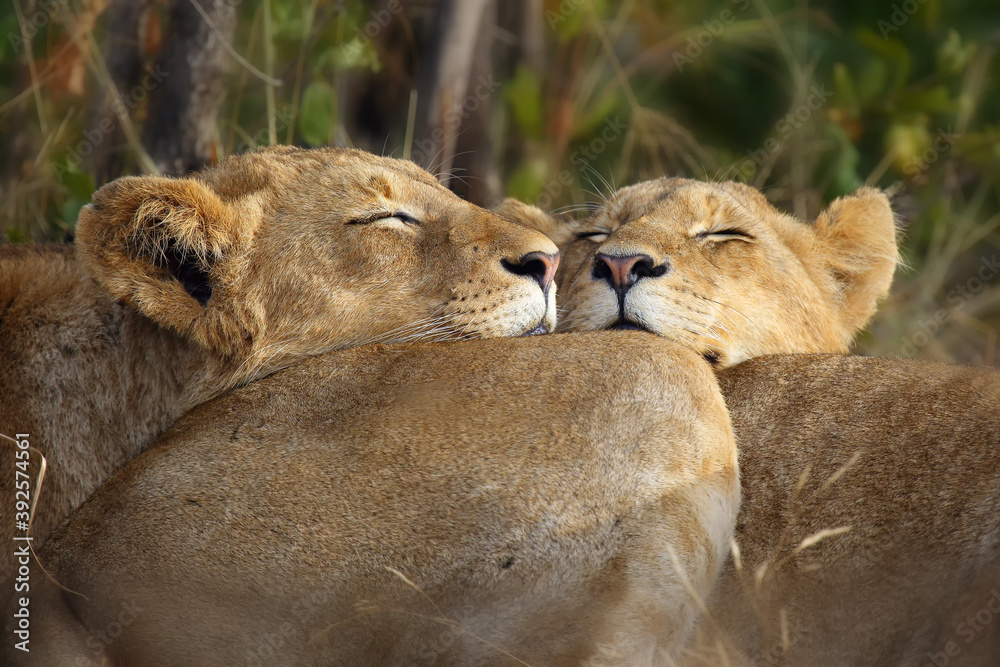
[
  {"left": 499, "top": 178, "right": 898, "bottom": 365},
  {"left": 508, "top": 182, "right": 1000, "bottom": 665},
  {"left": 1, "top": 146, "right": 557, "bottom": 580}
]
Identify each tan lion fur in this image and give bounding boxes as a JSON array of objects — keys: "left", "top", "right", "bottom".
[
  {"left": 24, "top": 333, "right": 738, "bottom": 666},
  {"left": 686, "top": 354, "right": 1000, "bottom": 667},
  {"left": 1, "top": 146, "right": 557, "bottom": 582},
  {"left": 498, "top": 179, "right": 898, "bottom": 366},
  {"left": 21, "top": 346, "right": 1000, "bottom": 666}
]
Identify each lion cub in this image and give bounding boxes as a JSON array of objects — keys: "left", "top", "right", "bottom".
[
  {"left": 507, "top": 183, "right": 1000, "bottom": 665},
  {"left": 499, "top": 178, "right": 898, "bottom": 366},
  {"left": 1, "top": 146, "right": 558, "bottom": 566}
]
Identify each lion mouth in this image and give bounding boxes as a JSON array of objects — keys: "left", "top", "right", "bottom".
[
  {"left": 522, "top": 320, "right": 551, "bottom": 336},
  {"left": 607, "top": 318, "right": 654, "bottom": 334}
]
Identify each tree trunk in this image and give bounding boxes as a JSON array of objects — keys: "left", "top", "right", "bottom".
[
  {"left": 412, "top": 0, "right": 492, "bottom": 196},
  {"left": 143, "top": 0, "right": 237, "bottom": 176},
  {"left": 89, "top": 0, "right": 153, "bottom": 185},
  {"left": 450, "top": 0, "right": 499, "bottom": 206}
]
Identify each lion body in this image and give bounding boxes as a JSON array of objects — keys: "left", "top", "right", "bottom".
[
  {"left": 27, "top": 333, "right": 737, "bottom": 666},
  {"left": 25, "top": 347, "right": 1000, "bottom": 666},
  {"left": 691, "top": 354, "right": 1000, "bottom": 666},
  {"left": 0, "top": 244, "right": 208, "bottom": 572},
  {"left": 1, "top": 146, "right": 556, "bottom": 602}
]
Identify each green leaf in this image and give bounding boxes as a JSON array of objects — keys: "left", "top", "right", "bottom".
[
  {"left": 820, "top": 124, "right": 861, "bottom": 200},
  {"left": 505, "top": 159, "right": 548, "bottom": 203},
  {"left": 855, "top": 59, "right": 889, "bottom": 106},
  {"left": 897, "top": 86, "right": 956, "bottom": 114},
  {"left": 833, "top": 63, "right": 859, "bottom": 115},
  {"left": 58, "top": 165, "right": 95, "bottom": 202},
  {"left": 571, "top": 96, "right": 622, "bottom": 140},
  {"left": 299, "top": 81, "right": 334, "bottom": 146},
  {"left": 936, "top": 30, "right": 976, "bottom": 76},
  {"left": 61, "top": 197, "right": 89, "bottom": 228},
  {"left": 334, "top": 36, "right": 381, "bottom": 72},
  {"left": 547, "top": 0, "right": 608, "bottom": 42},
  {"left": 505, "top": 67, "right": 543, "bottom": 139},
  {"left": 885, "top": 117, "right": 930, "bottom": 173},
  {"left": 855, "top": 28, "right": 911, "bottom": 90}
]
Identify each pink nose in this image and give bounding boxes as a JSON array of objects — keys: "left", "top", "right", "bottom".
[
  {"left": 503, "top": 251, "right": 559, "bottom": 293},
  {"left": 593, "top": 253, "right": 668, "bottom": 293}
]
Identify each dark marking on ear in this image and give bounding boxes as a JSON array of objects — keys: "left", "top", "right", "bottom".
[
  {"left": 157, "top": 240, "right": 213, "bottom": 306},
  {"left": 703, "top": 351, "right": 721, "bottom": 366}
]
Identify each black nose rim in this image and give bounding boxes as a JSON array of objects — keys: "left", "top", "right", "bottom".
[
  {"left": 592, "top": 257, "right": 614, "bottom": 285},
  {"left": 631, "top": 256, "right": 668, "bottom": 280},
  {"left": 502, "top": 251, "right": 559, "bottom": 293},
  {"left": 592, "top": 253, "right": 668, "bottom": 294}
]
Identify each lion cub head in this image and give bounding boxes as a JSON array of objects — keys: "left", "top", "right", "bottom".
[
  {"left": 500, "top": 179, "right": 897, "bottom": 367},
  {"left": 78, "top": 146, "right": 558, "bottom": 383}
]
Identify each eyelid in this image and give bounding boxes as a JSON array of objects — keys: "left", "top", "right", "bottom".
[
  {"left": 697, "top": 228, "right": 754, "bottom": 240},
  {"left": 348, "top": 211, "right": 420, "bottom": 225},
  {"left": 392, "top": 212, "right": 420, "bottom": 225},
  {"left": 575, "top": 230, "right": 609, "bottom": 240}
]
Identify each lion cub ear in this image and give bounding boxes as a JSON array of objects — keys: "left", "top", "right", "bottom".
[
  {"left": 75, "top": 175, "right": 262, "bottom": 357},
  {"left": 813, "top": 187, "right": 900, "bottom": 337},
  {"left": 495, "top": 198, "right": 580, "bottom": 248}
]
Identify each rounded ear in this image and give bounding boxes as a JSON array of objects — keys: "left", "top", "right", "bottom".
[
  {"left": 494, "top": 198, "right": 580, "bottom": 248},
  {"left": 75, "top": 175, "right": 262, "bottom": 357},
  {"left": 813, "top": 187, "right": 900, "bottom": 336}
]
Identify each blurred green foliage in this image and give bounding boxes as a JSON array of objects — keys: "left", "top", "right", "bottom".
[{"left": 1, "top": 0, "right": 998, "bottom": 364}]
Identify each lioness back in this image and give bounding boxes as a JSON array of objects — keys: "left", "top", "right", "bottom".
[
  {"left": 26, "top": 333, "right": 737, "bottom": 666},
  {"left": 694, "top": 354, "right": 1000, "bottom": 666}
]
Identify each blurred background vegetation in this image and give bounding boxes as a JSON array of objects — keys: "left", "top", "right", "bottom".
[{"left": 1, "top": 0, "right": 999, "bottom": 364}]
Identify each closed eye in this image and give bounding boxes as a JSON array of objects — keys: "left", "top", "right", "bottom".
[
  {"left": 696, "top": 228, "right": 754, "bottom": 241},
  {"left": 390, "top": 212, "right": 421, "bottom": 225},
  {"left": 348, "top": 211, "right": 421, "bottom": 226},
  {"left": 575, "top": 230, "right": 610, "bottom": 242}
]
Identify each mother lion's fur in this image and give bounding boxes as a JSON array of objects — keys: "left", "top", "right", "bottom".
[
  {"left": 1, "top": 145, "right": 557, "bottom": 585},
  {"left": 26, "top": 333, "right": 738, "bottom": 666}
]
